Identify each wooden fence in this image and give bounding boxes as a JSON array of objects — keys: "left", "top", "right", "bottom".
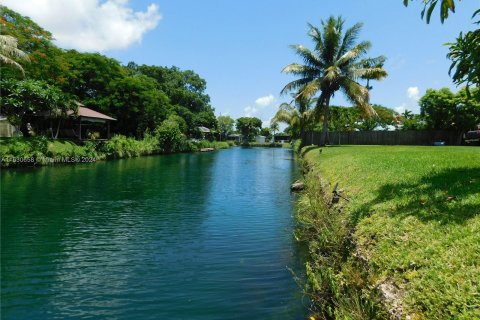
[{"left": 302, "top": 130, "right": 464, "bottom": 146}]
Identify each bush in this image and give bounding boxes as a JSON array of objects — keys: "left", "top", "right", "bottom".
[
  {"left": 155, "top": 118, "right": 188, "bottom": 153},
  {"left": 101, "top": 134, "right": 159, "bottom": 158}
]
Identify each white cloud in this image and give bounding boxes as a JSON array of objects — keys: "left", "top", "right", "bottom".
[
  {"left": 2, "top": 0, "right": 161, "bottom": 52},
  {"left": 244, "top": 106, "right": 258, "bottom": 117},
  {"left": 395, "top": 103, "right": 408, "bottom": 114},
  {"left": 396, "top": 86, "right": 421, "bottom": 114},
  {"left": 407, "top": 87, "right": 420, "bottom": 101},
  {"left": 262, "top": 118, "right": 272, "bottom": 128},
  {"left": 255, "top": 94, "right": 275, "bottom": 107}
]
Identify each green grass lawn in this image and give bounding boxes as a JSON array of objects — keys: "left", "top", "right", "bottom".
[{"left": 303, "top": 145, "right": 479, "bottom": 320}]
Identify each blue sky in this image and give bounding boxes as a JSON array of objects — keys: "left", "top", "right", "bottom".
[{"left": 4, "top": 0, "right": 480, "bottom": 126}]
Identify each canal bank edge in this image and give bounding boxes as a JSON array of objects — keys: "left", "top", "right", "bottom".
[
  {"left": 294, "top": 145, "right": 390, "bottom": 320},
  {"left": 294, "top": 145, "right": 480, "bottom": 320},
  {"left": 0, "top": 137, "right": 295, "bottom": 168},
  {"left": 0, "top": 137, "right": 232, "bottom": 168}
]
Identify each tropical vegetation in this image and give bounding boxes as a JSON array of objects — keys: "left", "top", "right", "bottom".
[
  {"left": 0, "top": 33, "right": 29, "bottom": 75},
  {"left": 281, "top": 16, "right": 387, "bottom": 145},
  {"left": 235, "top": 117, "right": 263, "bottom": 142},
  {"left": 0, "top": 6, "right": 217, "bottom": 141}
]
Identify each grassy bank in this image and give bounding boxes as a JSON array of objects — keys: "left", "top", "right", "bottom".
[
  {"left": 296, "top": 145, "right": 479, "bottom": 319},
  {"left": 0, "top": 136, "right": 231, "bottom": 167}
]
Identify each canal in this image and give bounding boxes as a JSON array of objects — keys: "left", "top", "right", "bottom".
[{"left": 1, "top": 147, "right": 306, "bottom": 319}]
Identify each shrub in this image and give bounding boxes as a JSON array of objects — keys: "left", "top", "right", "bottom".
[
  {"left": 100, "top": 135, "right": 155, "bottom": 158},
  {"left": 155, "top": 118, "right": 187, "bottom": 153}
]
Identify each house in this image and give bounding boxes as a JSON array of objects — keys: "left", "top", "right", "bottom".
[
  {"left": 197, "top": 126, "right": 213, "bottom": 140},
  {"left": 273, "top": 134, "right": 291, "bottom": 143},
  {"left": 227, "top": 133, "right": 242, "bottom": 142}
]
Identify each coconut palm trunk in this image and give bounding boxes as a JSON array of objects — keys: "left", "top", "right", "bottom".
[{"left": 319, "top": 95, "right": 331, "bottom": 146}]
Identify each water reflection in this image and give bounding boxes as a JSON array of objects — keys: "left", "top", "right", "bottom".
[{"left": 1, "top": 148, "right": 305, "bottom": 319}]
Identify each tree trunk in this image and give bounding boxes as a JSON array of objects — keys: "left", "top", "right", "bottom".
[
  {"left": 300, "top": 117, "right": 305, "bottom": 147},
  {"left": 50, "top": 116, "right": 54, "bottom": 139},
  {"left": 54, "top": 118, "right": 62, "bottom": 139},
  {"left": 320, "top": 95, "right": 331, "bottom": 146}
]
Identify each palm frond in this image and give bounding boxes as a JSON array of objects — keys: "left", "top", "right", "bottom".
[
  {"left": 336, "top": 22, "right": 363, "bottom": 60},
  {"left": 281, "top": 63, "right": 320, "bottom": 78},
  {"left": 336, "top": 41, "right": 371, "bottom": 66},
  {"left": 0, "top": 35, "right": 30, "bottom": 76},
  {"left": 298, "top": 79, "right": 321, "bottom": 100},
  {"left": 321, "top": 17, "right": 343, "bottom": 66},
  {"left": 340, "top": 78, "right": 375, "bottom": 117},
  {"left": 288, "top": 44, "right": 322, "bottom": 68},
  {"left": 349, "top": 67, "right": 388, "bottom": 81},
  {"left": 281, "top": 77, "right": 314, "bottom": 95}
]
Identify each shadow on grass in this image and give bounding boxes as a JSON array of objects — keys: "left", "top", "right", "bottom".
[
  {"left": 351, "top": 167, "right": 480, "bottom": 225},
  {"left": 300, "top": 145, "right": 319, "bottom": 157}
]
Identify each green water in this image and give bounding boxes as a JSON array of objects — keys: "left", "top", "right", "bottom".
[{"left": 1, "top": 147, "right": 306, "bottom": 319}]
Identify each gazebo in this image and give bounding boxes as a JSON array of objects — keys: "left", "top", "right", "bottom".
[{"left": 68, "top": 104, "right": 116, "bottom": 140}]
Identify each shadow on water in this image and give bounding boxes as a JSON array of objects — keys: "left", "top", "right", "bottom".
[
  {"left": 1, "top": 153, "right": 217, "bottom": 319},
  {"left": 351, "top": 167, "right": 480, "bottom": 225}
]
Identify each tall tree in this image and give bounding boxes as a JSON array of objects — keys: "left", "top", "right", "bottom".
[
  {"left": 217, "top": 115, "right": 235, "bottom": 140},
  {"left": 419, "top": 87, "right": 480, "bottom": 131},
  {"left": 270, "top": 121, "right": 279, "bottom": 139},
  {"left": 281, "top": 16, "right": 387, "bottom": 145},
  {"left": 0, "top": 5, "right": 68, "bottom": 82},
  {"left": 0, "top": 79, "right": 76, "bottom": 137},
  {"left": 235, "top": 117, "right": 262, "bottom": 142},
  {"left": 272, "top": 102, "right": 314, "bottom": 139}
]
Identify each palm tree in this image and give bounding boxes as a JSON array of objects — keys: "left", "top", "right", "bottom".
[
  {"left": 281, "top": 16, "right": 387, "bottom": 145},
  {"left": 0, "top": 35, "right": 29, "bottom": 76},
  {"left": 272, "top": 97, "right": 316, "bottom": 140},
  {"left": 402, "top": 109, "right": 413, "bottom": 120},
  {"left": 272, "top": 103, "right": 301, "bottom": 138},
  {"left": 269, "top": 121, "right": 279, "bottom": 142}
]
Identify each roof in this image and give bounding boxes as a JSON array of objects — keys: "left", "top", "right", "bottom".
[
  {"left": 67, "top": 103, "right": 116, "bottom": 121},
  {"left": 198, "top": 126, "right": 210, "bottom": 133},
  {"left": 77, "top": 107, "right": 116, "bottom": 121}
]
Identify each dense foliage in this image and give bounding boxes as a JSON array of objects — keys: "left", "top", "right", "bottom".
[
  {"left": 0, "top": 5, "right": 217, "bottom": 140},
  {"left": 235, "top": 117, "right": 262, "bottom": 142},
  {"left": 419, "top": 87, "right": 480, "bottom": 131},
  {"left": 217, "top": 115, "right": 235, "bottom": 140},
  {"left": 0, "top": 79, "right": 77, "bottom": 138},
  {"left": 447, "top": 26, "right": 480, "bottom": 91}
]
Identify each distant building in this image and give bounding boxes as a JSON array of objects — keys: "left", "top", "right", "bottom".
[
  {"left": 197, "top": 126, "right": 211, "bottom": 134},
  {"left": 273, "top": 134, "right": 291, "bottom": 143},
  {"left": 227, "top": 133, "right": 242, "bottom": 142},
  {"left": 25, "top": 102, "right": 116, "bottom": 139},
  {"left": 256, "top": 135, "right": 266, "bottom": 143}
]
